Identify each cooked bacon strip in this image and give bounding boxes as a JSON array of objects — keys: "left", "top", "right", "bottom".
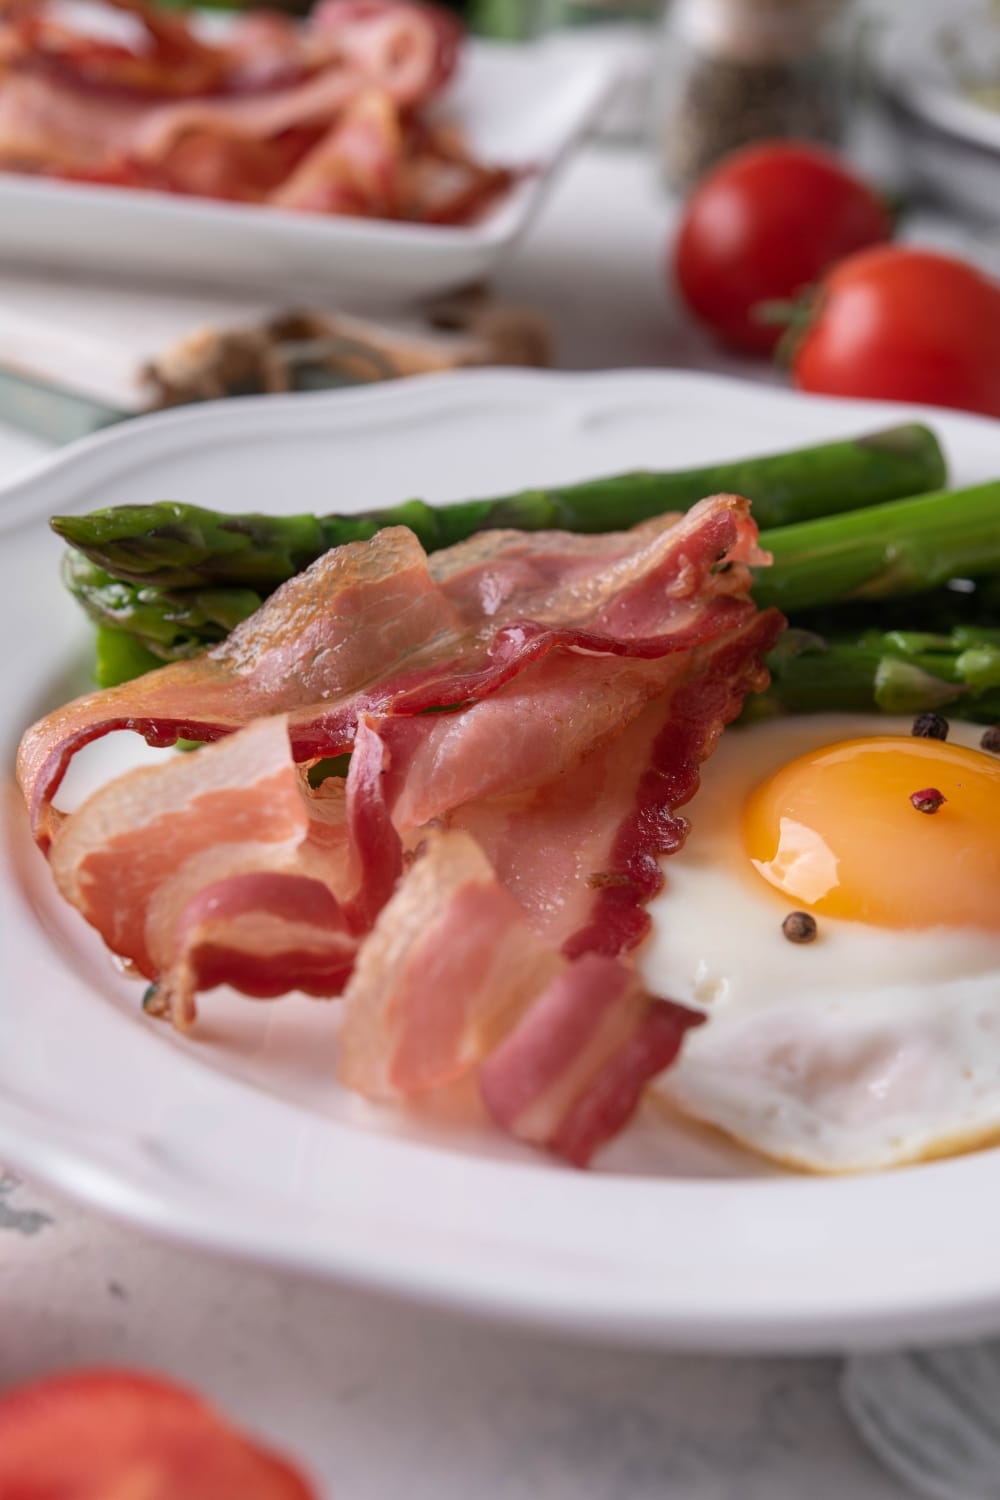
[
  {"left": 449, "top": 694, "right": 684, "bottom": 950},
  {"left": 380, "top": 654, "right": 692, "bottom": 833},
  {"left": 48, "top": 715, "right": 357, "bottom": 1025},
  {"left": 0, "top": 0, "right": 488, "bottom": 219},
  {"left": 338, "top": 828, "right": 561, "bottom": 1097},
  {"left": 337, "top": 828, "right": 704, "bottom": 1166},
  {"left": 558, "top": 609, "right": 782, "bottom": 960},
  {"left": 162, "top": 871, "right": 356, "bottom": 1029},
  {"left": 269, "top": 87, "right": 401, "bottom": 216},
  {"left": 371, "top": 607, "right": 780, "bottom": 955},
  {"left": 0, "top": 71, "right": 147, "bottom": 172},
  {"left": 11, "top": 0, "right": 228, "bottom": 97},
  {"left": 158, "top": 125, "right": 322, "bottom": 204},
  {"left": 0, "top": 59, "right": 340, "bottom": 181},
  {"left": 50, "top": 602, "right": 774, "bottom": 1041},
  {"left": 313, "top": 0, "right": 460, "bottom": 96},
  {"left": 1, "top": 0, "right": 454, "bottom": 101},
  {"left": 131, "top": 68, "right": 364, "bottom": 164},
  {"left": 449, "top": 612, "right": 779, "bottom": 948},
  {"left": 311, "top": 0, "right": 462, "bottom": 105},
  {"left": 18, "top": 525, "right": 459, "bottom": 849},
  {"left": 480, "top": 954, "right": 703, "bottom": 1167},
  {"left": 425, "top": 500, "right": 765, "bottom": 632},
  {"left": 19, "top": 499, "right": 771, "bottom": 851},
  {"left": 339, "top": 716, "right": 403, "bottom": 929}
]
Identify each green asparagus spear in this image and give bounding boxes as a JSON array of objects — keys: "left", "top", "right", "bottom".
[
  {"left": 753, "top": 627, "right": 1000, "bottom": 723},
  {"left": 753, "top": 482, "right": 1000, "bottom": 614},
  {"left": 50, "top": 423, "right": 946, "bottom": 590},
  {"left": 64, "top": 477, "right": 1000, "bottom": 668},
  {"left": 94, "top": 626, "right": 162, "bottom": 687},
  {"left": 62, "top": 550, "right": 262, "bottom": 659},
  {"left": 791, "top": 576, "right": 1000, "bottom": 640}
]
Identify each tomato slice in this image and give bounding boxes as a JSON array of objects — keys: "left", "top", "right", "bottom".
[{"left": 0, "top": 1370, "right": 319, "bottom": 1500}]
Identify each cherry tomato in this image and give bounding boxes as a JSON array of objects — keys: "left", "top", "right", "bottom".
[
  {"left": 791, "top": 245, "right": 1000, "bottom": 417},
  {"left": 0, "top": 1369, "right": 319, "bottom": 1500},
  {"left": 674, "top": 142, "right": 892, "bottom": 355}
]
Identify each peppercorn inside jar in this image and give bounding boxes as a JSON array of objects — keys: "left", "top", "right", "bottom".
[{"left": 658, "top": 0, "right": 856, "bottom": 191}]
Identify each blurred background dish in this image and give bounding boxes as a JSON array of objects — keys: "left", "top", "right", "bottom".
[
  {"left": 877, "top": 0, "right": 1000, "bottom": 225},
  {"left": 0, "top": 33, "right": 618, "bottom": 299}
]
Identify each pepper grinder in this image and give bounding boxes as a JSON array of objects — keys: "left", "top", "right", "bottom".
[{"left": 657, "top": 0, "right": 855, "bottom": 191}]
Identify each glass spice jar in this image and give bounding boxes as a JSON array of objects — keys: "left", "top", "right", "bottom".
[{"left": 657, "top": 0, "right": 855, "bottom": 192}]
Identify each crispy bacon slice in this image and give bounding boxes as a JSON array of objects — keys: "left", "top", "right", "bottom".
[
  {"left": 158, "top": 125, "right": 323, "bottom": 204},
  {"left": 48, "top": 715, "right": 357, "bottom": 1025},
  {"left": 225, "top": 11, "right": 308, "bottom": 91},
  {"left": 19, "top": 525, "right": 459, "bottom": 849},
  {"left": 338, "top": 828, "right": 703, "bottom": 1166},
  {"left": 446, "top": 611, "right": 780, "bottom": 955},
  {"left": 0, "top": 0, "right": 500, "bottom": 221},
  {"left": 19, "top": 498, "right": 770, "bottom": 851},
  {"left": 313, "top": 0, "right": 461, "bottom": 103},
  {"left": 269, "top": 87, "right": 402, "bottom": 217},
  {"left": 480, "top": 955, "right": 703, "bottom": 1167},
  {"left": 338, "top": 829, "right": 562, "bottom": 1097},
  {"left": 162, "top": 871, "right": 356, "bottom": 1028},
  {"left": 12, "top": 0, "right": 228, "bottom": 98},
  {"left": 0, "top": 71, "right": 147, "bottom": 172},
  {"left": 131, "top": 67, "right": 365, "bottom": 164}
]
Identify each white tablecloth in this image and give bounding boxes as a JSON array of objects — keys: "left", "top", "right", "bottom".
[{"left": 0, "top": 144, "right": 949, "bottom": 1499}]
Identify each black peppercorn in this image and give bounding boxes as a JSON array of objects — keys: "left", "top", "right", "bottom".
[
  {"left": 911, "top": 711, "right": 949, "bottom": 741},
  {"left": 782, "top": 911, "right": 818, "bottom": 944},
  {"left": 981, "top": 726, "right": 1000, "bottom": 755}
]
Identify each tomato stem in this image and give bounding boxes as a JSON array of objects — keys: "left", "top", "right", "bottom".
[{"left": 754, "top": 288, "right": 823, "bottom": 369}]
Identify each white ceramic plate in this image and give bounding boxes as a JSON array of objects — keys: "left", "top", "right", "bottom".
[
  {"left": 3, "top": 369, "right": 1000, "bottom": 1355},
  {"left": 0, "top": 40, "right": 615, "bottom": 300}
]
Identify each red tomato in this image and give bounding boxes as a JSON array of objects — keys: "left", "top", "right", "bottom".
[
  {"left": 0, "top": 1369, "right": 319, "bottom": 1500},
  {"left": 674, "top": 141, "right": 892, "bottom": 355},
  {"left": 790, "top": 245, "right": 1000, "bottom": 417}
]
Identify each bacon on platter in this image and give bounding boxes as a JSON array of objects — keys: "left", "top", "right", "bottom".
[
  {"left": 0, "top": 0, "right": 511, "bottom": 221},
  {"left": 18, "top": 501, "right": 782, "bottom": 1163}
]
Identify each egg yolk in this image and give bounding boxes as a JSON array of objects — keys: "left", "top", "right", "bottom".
[{"left": 743, "top": 736, "right": 1000, "bottom": 930}]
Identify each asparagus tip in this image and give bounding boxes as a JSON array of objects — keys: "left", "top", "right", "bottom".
[
  {"left": 51, "top": 503, "right": 188, "bottom": 547},
  {"left": 50, "top": 514, "right": 80, "bottom": 542},
  {"left": 856, "top": 423, "right": 941, "bottom": 460}
]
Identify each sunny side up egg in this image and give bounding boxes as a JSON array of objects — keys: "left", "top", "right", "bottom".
[{"left": 640, "top": 714, "right": 1000, "bottom": 1174}]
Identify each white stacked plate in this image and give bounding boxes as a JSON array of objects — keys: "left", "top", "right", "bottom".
[{"left": 878, "top": 0, "right": 1000, "bottom": 224}]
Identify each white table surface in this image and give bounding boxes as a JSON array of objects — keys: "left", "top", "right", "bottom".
[{"left": 0, "top": 141, "right": 966, "bottom": 1498}]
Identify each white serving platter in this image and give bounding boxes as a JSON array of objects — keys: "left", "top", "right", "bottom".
[
  {"left": 0, "top": 39, "right": 616, "bottom": 300},
  {"left": 2, "top": 368, "right": 1000, "bottom": 1354}
]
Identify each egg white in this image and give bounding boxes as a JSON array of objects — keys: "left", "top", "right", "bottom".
[{"left": 640, "top": 714, "right": 1000, "bottom": 1174}]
